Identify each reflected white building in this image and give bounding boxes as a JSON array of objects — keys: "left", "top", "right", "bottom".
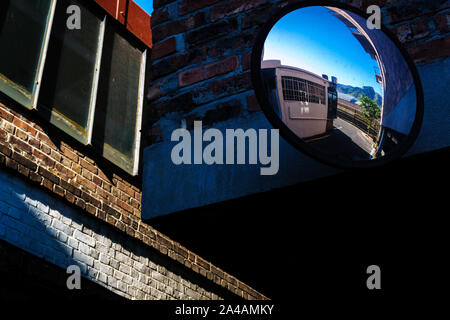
[{"left": 261, "top": 60, "right": 338, "bottom": 139}]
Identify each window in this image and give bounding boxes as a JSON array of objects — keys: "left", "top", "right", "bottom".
[
  {"left": 0, "top": 0, "right": 148, "bottom": 176},
  {"left": 307, "top": 82, "right": 325, "bottom": 104},
  {"left": 39, "top": 0, "right": 104, "bottom": 144},
  {"left": 281, "top": 76, "right": 325, "bottom": 105},
  {"left": 328, "top": 91, "right": 337, "bottom": 105},
  {"left": 282, "top": 76, "right": 307, "bottom": 102},
  {"left": 0, "top": 0, "right": 56, "bottom": 109},
  {"left": 93, "top": 23, "right": 146, "bottom": 175}
]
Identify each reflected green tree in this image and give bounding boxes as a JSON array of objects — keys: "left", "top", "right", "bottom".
[{"left": 360, "top": 94, "right": 381, "bottom": 131}]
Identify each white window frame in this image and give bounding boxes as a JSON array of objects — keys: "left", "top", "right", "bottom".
[
  {"left": 86, "top": 15, "right": 106, "bottom": 145},
  {"left": 132, "top": 49, "right": 147, "bottom": 176}
]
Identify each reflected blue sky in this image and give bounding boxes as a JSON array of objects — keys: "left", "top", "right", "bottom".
[
  {"left": 264, "top": 6, "right": 382, "bottom": 95},
  {"left": 134, "top": 0, "right": 153, "bottom": 14}
]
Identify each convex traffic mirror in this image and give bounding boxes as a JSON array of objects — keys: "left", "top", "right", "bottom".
[{"left": 252, "top": 4, "right": 424, "bottom": 168}]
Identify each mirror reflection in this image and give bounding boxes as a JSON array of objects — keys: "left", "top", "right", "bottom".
[{"left": 260, "top": 6, "right": 418, "bottom": 163}]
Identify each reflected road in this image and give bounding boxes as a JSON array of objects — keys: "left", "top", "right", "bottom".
[{"left": 305, "top": 118, "right": 374, "bottom": 161}]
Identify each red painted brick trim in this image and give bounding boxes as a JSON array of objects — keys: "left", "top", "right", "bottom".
[{"left": 94, "top": 0, "right": 152, "bottom": 48}]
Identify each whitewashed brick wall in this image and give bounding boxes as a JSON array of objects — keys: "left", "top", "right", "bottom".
[{"left": 0, "top": 169, "right": 224, "bottom": 300}]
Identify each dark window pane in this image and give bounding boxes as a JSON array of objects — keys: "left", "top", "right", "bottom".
[
  {"left": 94, "top": 23, "right": 144, "bottom": 171},
  {"left": 39, "top": 0, "right": 103, "bottom": 140},
  {"left": 0, "top": 0, "right": 52, "bottom": 93}
]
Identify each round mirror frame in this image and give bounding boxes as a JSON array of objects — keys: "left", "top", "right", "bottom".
[{"left": 251, "top": 0, "right": 424, "bottom": 169}]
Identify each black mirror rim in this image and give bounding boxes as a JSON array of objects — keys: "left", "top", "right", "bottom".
[{"left": 251, "top": 0, "right": 425, "bottom": 170}]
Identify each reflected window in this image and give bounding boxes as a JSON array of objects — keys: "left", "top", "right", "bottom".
[
  {"left": 282, "top": 76, "right": 308, "bottom": 102},
  {"left": 282, "top": 76, "right": 325, "bottom": 105},
  {"left": 307, "top": 82, "right": 325, "bottom": 105}
]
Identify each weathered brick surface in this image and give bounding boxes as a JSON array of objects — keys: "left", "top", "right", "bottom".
[
  {"left": 407, "top": 36, "right": 450, "bottom": 63},
  {"left": 386, "top": 0, "right": 448, "bottom": 24},
  {"left": 151, "top": 37, "right": 177, "bottom": 60},
  {"left": 178, "top": 56, "right": 239, "bottom": 87},
  {"left": 152, "top": 12, "right": 206, "bottom": 42},
  {"left": 179, "top": 0, "right": 220, "bottom": 15},
  {"left": 209, "top": 0, "right": 265, "bottom": 22},
  {"left": 433, "top": 11, "right": 450, "bottom": 33},
  {"left": 151, "top": 47, "right": 208, "bottom": 80},
  {"left": 0, "top": 98, "right": 264, "bottom": 299},
  {"left": 0, "top": 170, "right": 231, "bottom": 300}
]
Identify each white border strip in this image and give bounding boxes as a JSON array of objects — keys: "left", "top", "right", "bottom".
[
  {"left": 132, "top": 49, "right": 147, "bottom": 176},
  {"left": 87, "top": 15, "right": 107, "bottom": 145},
  {"left": 32, "top": 0, "right": 58, "bottom": 109}
]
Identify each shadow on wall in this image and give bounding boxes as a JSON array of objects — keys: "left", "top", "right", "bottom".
[
  {"left": 142, "top": 112, "right": 339, "bottom": 219},
  {"left": 409, "top": 58, "right": 450, "bottom": 155},
  {"left": 0, "top": 169, "right": 115, "bottom": 299},
  {"left": 142, "top": 56, "right": 450, "bottom": 219},
  {"left": 0, "top": 169, "right": 237, "bottom": 300},
  {"left": 0, "top": 239, "right": 124, "bottom": 300}
]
